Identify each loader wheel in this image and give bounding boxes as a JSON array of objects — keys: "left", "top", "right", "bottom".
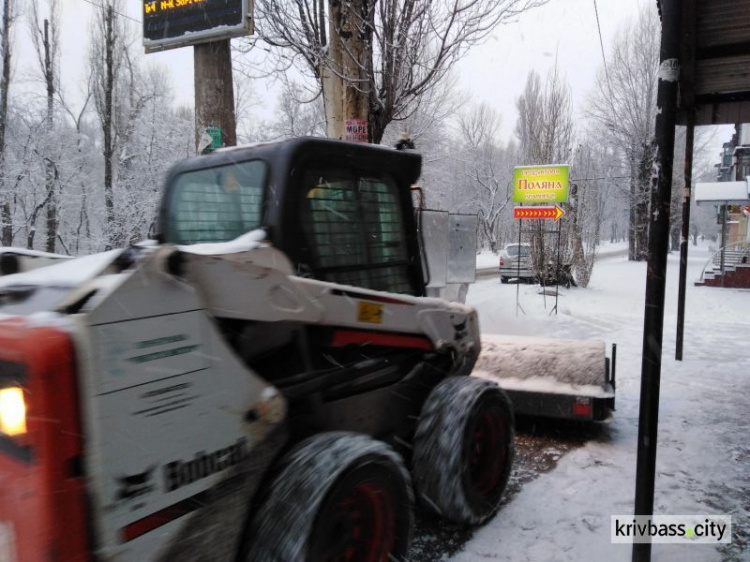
[
  {"left": 245, "top": 432, "right": 413, "bottom": 562},
  {"left": 413, "top": 376, "right": 514, "bottom": 525}
]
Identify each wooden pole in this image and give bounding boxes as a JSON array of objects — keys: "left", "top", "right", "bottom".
[{"left": 194, "top": 39, "right": 237, "bottom": 150}]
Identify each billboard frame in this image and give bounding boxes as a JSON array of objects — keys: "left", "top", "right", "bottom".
[{"left": 143, "top": 0, "right": 254, "bottom": 54}]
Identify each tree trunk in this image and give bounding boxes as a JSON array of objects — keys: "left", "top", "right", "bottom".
[
  {"left": 322, "top": 51, "right": 343, "bottom": 138},
  {"left": 634, "top": 143, "right": 652, "bottom": 261},
  {"left": 670, "top": 226, "right": 680, "bottom": 252},
  {"left": 628, "top": 146, "right": 637, "bottom": 261},
  {"left": 0, "top": 0, "right": 12, "bottom": 246},
  {"left": 102, "top": 4, "right": 116, "bottom": 250},
  {"left": 325, "top": 0, "right": 373, "bottom": 142},
  {"left": 570, "top": 183, "right": 587, "bottom": 284},
  {"left": 43, "top": 19, "right": 57, "bottom": 253},
  {"left": 194, "top": 40, "right": 237, "bottom": 150}
]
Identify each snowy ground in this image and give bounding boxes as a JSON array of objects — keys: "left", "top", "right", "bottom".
[{"left": 415, "top": 242, "right": 749, "bottom": 561}]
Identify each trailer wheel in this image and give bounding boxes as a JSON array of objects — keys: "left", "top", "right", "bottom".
[
  {"left": 245, "top": 432, "right": 413, "bottom": 562},
  {"left": 413, "top": 376, "right": 514, "bottom": 524},
  {"left": 500, "top": 275, "right": 509, "bottom": 284}
]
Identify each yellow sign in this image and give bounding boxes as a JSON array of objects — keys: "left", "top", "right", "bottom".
[
  {"left": 513, "top": 165, "right": 570, "bottom": 203},
  {"left": 513, "top": 205, "right": 565, "bottom": 221},
  {"left": 357, "top": 302, "right": 383, "bottom": 324}
]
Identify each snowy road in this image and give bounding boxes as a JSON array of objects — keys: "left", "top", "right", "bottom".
[{"left": 411, "top": 244, "right": 749, "bottom": 561}]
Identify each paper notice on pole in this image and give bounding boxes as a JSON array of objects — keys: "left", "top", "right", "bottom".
[
  {"left": 345, "top": 119, "right": 368, "bottom": 142},
  {"left": 658, "top": 59, "right": 680, "bottom": 82}
]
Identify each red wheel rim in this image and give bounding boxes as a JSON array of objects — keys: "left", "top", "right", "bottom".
[
  {"left": 469, "top": 406, "right": 507, "bottom": 495},
  {"left": 323, "top": 482, "right": 396, "bottom": 562}
]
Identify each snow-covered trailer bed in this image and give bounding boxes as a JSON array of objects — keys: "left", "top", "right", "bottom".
[{"left": 474, "top": 334, "right": 616, "bottom": 421}]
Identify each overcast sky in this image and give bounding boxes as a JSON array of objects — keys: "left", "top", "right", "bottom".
[
  {"left": 11, "top": 0, "right": 728, "bottom": 162},
  {"left": 453, "top": 0, "right": 648, "bottom": 139}
]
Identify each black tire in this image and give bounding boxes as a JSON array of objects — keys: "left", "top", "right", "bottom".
[
  {"left": 245, "top": 432, "right": 413, "bottom": 561},
  {"left": 500, "top": 276, "right": 508, "bottom": 284},
  {"left": 413, "top": 376, "right": 514, "bottom": 525}
]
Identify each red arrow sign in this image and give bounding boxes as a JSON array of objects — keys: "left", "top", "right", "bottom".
[{"left": 513, "top": 205, "right": 565, "bottom": 221}]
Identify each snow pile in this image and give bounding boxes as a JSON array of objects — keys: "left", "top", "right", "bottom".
[
  {"left": 475, "top": 334, "right": 606, "bottom": 387},
  {"left": 476, "top": 251, "right": 500, "bottom": 271}
]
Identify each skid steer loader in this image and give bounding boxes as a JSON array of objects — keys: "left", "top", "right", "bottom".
[{"left": 0, "top": 138, "right": 514, "bottom": 562}]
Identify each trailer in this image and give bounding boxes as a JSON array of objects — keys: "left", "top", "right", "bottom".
[{"left": 474, "top": 334, "right": 616, "bottom": 422}]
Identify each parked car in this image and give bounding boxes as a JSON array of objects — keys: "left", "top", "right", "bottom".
[{"left": 498, "top": 243, "right": 533, "bottom": 283}]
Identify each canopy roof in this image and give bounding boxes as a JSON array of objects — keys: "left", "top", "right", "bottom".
[
  {"left": 661, "top": 0, "right": 750, "bottom": 125},
  {"left": 694, "top": 179, "right": 750, "bottom": 204}
]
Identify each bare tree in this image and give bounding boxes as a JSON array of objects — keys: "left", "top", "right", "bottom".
[
  {"left": 234, "top": 70, "right": 259, "bottom": 141},
  {"left": 90, "top": 0, "right": 124, "bottom": 250},
  {"left": 266, "top": 81, "right": 325, "bottom": 140},
  {"left": 458, "top": 103, "right": 513, "bottom": 252},
  {"left": 587, "top": 5, "right": 660, "bottom": 261},
  {"left": 567, "top": 142, "right": 614, "bottom": 287},
  {"left": 29, "top": 0, "right": 60, "bottom": 252},
  {"left": 0, "top": 0, "right": 15, "bottom": 245},
  {"left": 668, "top": 126, "right": 716, "bottom": 251},
  {"left": 515, "top": 69, "right": 573, "bottom": 166},
  {"left": 250, "top": 0, "right": 548, "bottom": 143}
]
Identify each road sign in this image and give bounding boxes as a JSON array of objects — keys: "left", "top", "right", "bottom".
[
  {"left": 513, "top": 205, "right": 565, "bottom": 221},
  {"left": 513, "top": 165, "right": 570, "bottom": 203},
  {"left": 143, "top": 0, "right": 254, "bottom": 53}
]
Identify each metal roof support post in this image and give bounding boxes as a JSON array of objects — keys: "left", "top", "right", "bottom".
[
  {"left": 675, "top": 0, "right": 697, "bottom": 362},
  {"left": 675, "top": 113, "right": 695, "bottom": 361},
  {"left": 720, "top": 206, "right": 727, "bottom": 287},
  {"left": 633, "top": 0, "right": 682, "bottom": 560}
]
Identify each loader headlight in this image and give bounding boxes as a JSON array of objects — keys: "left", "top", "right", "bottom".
[{"left": 0, "top": 387, "right": 27, "bottom": 436}]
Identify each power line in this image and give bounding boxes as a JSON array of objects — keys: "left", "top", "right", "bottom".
[
  {"left": 571, "top": 176, "right": 629, "bottom": 182},
  {"left": 77, "top": 0, "right": 142, "bottom": 25},
  {"left": 592, "top": 0, "right": 614, "bottom": 99}
]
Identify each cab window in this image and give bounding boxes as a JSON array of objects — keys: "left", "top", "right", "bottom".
[
  {"left": 300, "top": 168, "right": 413, "bottom": 294},
  {"left": 168, "top": 160, "right": 266, "bottom": 245}
]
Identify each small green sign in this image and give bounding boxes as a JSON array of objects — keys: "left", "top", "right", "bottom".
[
  {"left": 206, "top": 127, "right": 222, "bottom": 150},
  {"left": 513, "top": 165, "right": 570, "bottom": 204}
]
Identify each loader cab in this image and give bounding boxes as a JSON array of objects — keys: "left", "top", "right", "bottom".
[{"left": 157, "top": 138, "right": 426, "bottom": 296}]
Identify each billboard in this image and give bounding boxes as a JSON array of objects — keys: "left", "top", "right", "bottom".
[
  {"left": 143, "top": 0, "right": 254, "bottom": 53},
  {"left": 513, "top": 164, "right": 570, "bottom": 204}
]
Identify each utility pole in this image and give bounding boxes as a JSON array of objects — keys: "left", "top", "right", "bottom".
[
  {"left": 194, "top": 39, "right": 237, "bottom": 150},
  {"left": 633, "top": 0, "right": 682, "bottom": 560}
]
